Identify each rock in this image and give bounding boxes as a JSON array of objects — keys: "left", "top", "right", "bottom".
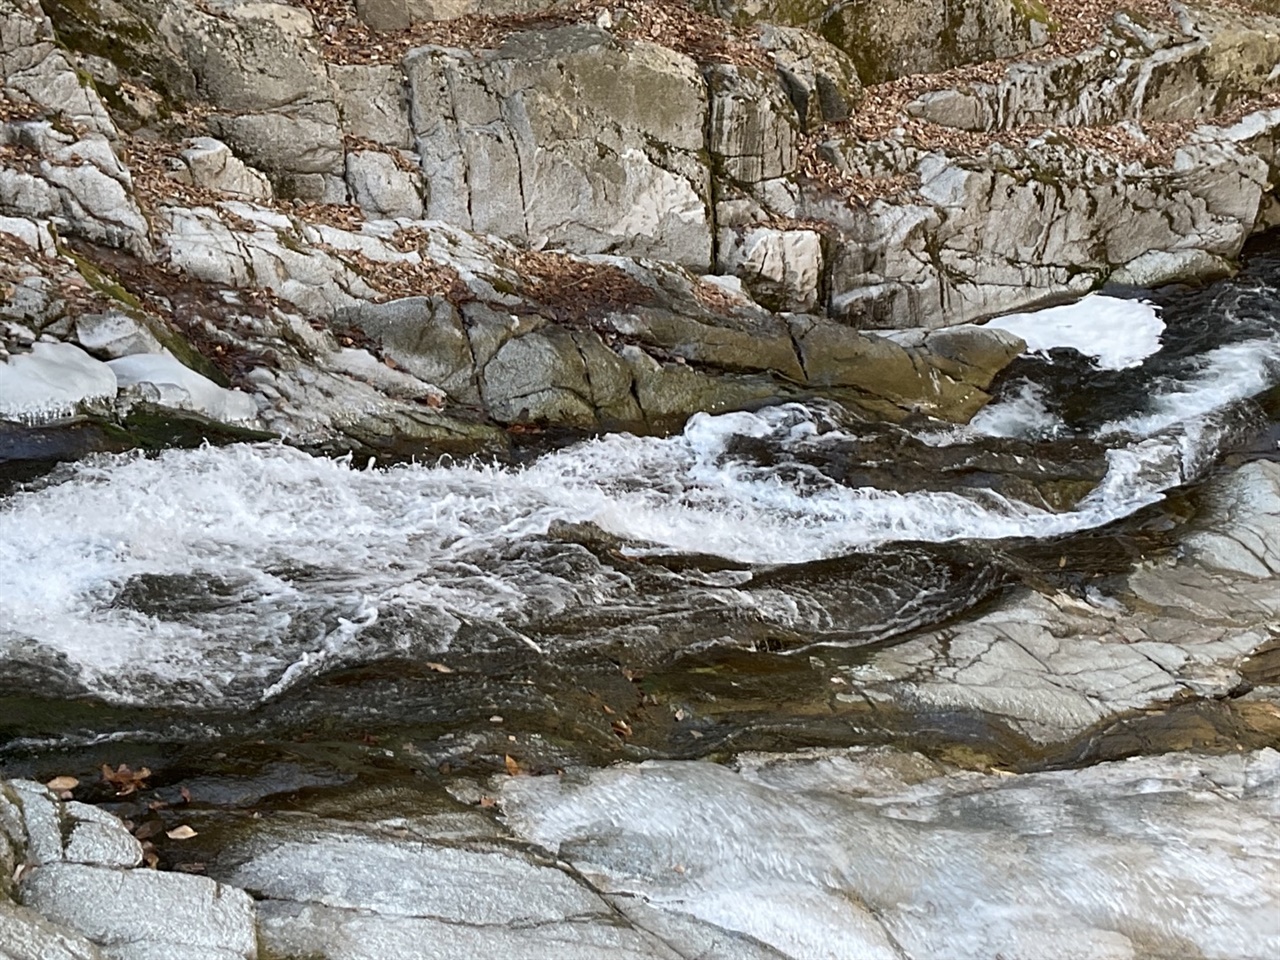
[
  {"left": 228, "top": 817, "right": 677, "bottom": 960},
  {"left": 605, "top": 304, "right": 804, "bottom": 381},
  {"left": 0, "top": 122, "right": 151, "bottom": 256},
  {"left": 480, "top": 327, "right": 597, "bottom": 426},
  {"left": 0, "top": 0, "right": 118, "bottom": 139},
  {"left": 329, "top": 64, "right": 413, "bottom": 149},
  {"left": 787, "top": 317, "right": 1001, "bottom": 422},
  {"left": 406, "top": 26, "right": 713, "bottom": 269},
  {"left": 705, "top": 62, "right": 798, "bottom": 190},
  {"left": 0, "top": 900, "right": 102, "bottom": 960},
  {"left": 59, "top": 803, "right": 143, "bottom": 869},
  {"left": 718, "top": 226, "right": 823, "bottom": 312},
  {"left": 817, "top": 131, "right": 1273, "bottom": 328},
  {"left": 844, "top": 460, "right": 1280, "bottom": 746},
  {"left": 354, "top": 0, "right": 573, "bottom": 31},
  {"left": 1186, "top": 459, "right": 1280, "bottom": 578},
  {"left": 0, "top": 341, "right": 117, "bottom": 423},
  {"left": 695, "top": 0, "right": 1049, "bottom": 84},
  {"left": 108, "top": 352, "right": 260, "bottom": 424},
  {"left": 169, "top": 138, "right": 273, "bottom": 202},
  {"left": 73, "top": 311, "right": 164, "bottom": 360},
  {"left": 19, "top": 864, "right": 257, "bottom": 960},
  {"left": 342, "top": 296, "right": 479, "bottom": 404},
  {"left": 344, "top": 150, "right": 424, "bottom": 220},
  {"left": 210, "top": 106, "right": 345, "bottom": 201},
  {"left": 622, "top": 345, "right": 779, "bottom": 424},
  {"left": 902, "top": 4, "right": 1280, "bottom": 134},
  {"left": 1109, "top": 248, "right": 1236, "bottom": 287},
  {"left": 757, "top": 23, "right": 863, "bottom": 130},
  {"left": 157, "top": 1, "right": 344, "bottom": 197},
  {"left": 501, "top": 747, "right": 1280, "bottom": 960}
]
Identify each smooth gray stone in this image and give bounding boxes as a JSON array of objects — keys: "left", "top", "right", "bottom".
[{"left": 18, "top": 863, "right": 256, "bottom": 960}]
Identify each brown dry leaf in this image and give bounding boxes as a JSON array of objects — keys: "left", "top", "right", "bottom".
[
  {"left": 101, "top": 763, "right": 151, "bottom": 796},
  {"left": 504, "top": 754, "right": 521, "bottom": 777},
  {"left": 45, "top": 776, "right": 78, "bottom": 792},
  {"left": 478, "top": 796, "right": 497, "bottom": 808},
  {"left": 133, "top": 820, "right": 163, "bottom": 841},
  {"left": 611, "top": 719, "right": 633, "bottom": 739},
  {"left": 166, "top": 824, "right": 198, "bottom": 840},
  {"left": 143, "top": 851, "right": 159, "bottom": 869},
  {"left": 425, "top": 661, "right": 454, "bottom": 673}
]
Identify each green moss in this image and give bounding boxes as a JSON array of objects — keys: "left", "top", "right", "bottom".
[
  {"left": 1010, "top": 0, "right": 1052, "bottom": 25},
  {"left": 63, "top": 248, "right": 231, "bottom": 386}
]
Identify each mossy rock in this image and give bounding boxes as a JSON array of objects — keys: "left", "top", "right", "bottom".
[{"left": 41, "top": 0, "right": 195, "bottom": 111}]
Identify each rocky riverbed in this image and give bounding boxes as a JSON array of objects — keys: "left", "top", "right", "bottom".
[{"left": 3, "top": 0, "right": 1280, "bottom": 957}]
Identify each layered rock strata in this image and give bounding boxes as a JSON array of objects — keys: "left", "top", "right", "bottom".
[{"left": 0, "top": 0, "right": 1278, "bottom": 444}]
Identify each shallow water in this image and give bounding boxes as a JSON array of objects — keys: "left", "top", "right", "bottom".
[{"left": 2, "top": 235, "right": 1280, "bottom": 806}]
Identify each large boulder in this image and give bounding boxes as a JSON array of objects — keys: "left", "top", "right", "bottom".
[
  {"left": 694, "top": 0, "right": 1050, "bottom": 84},
  {"left": 405, "top": 26, "right": 714, "bottom": 269}
]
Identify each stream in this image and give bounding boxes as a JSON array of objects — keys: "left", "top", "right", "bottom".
[{"left": 2, "top": 234, "right": 1280, "bottom": 894}]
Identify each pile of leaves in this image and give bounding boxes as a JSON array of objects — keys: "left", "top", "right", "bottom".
[
  {"left": 507, "top": 247, "right": 655, "bottom": 322},
  {"left": 297, "top": 0, "right": 769, "bottom": 69}
]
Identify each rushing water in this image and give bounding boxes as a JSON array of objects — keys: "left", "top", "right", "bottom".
[{"left": 3, "top": 236, "right": 1280, "bottom": 777}]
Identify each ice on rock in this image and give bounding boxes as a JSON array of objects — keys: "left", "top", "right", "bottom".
[
  {"left": 0, "top": 342, "right": 116, "bottom": 422},
  {"left": 108, "top": 352, "right": 259, "bottom": 424},
  {"left": 983, "top": 295, "right": 1165, "bottom": 371}
]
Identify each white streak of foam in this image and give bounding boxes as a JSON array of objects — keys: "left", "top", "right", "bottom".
[
  {"left": 1100, "top": 338, "right": 1280, "bottom": 438},
  {"left": 0, "top": 404, "right": 1211, "bottom": 703},
  {"left": 983, "top": 294, "right": 1164, "bottom": 370},
  {"left": 966, "top": 380, "right": 1064, "bottom": 440}
]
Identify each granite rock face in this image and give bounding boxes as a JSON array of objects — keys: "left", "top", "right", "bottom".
[
  {"left": 0, "top": 781, "right": 256, "bottom": 959},
  {"left": 406, "top": 26, "right": 713, "bottom": 269},
  {"left": 1, "top": 0, "right": 1280, "bottom": 441}
]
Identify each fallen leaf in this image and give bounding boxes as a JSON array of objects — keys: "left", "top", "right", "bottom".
[
  {"left": 179, "top": 786, "right": 192, "bottom": 804},
  {"left": 143, "top": 851, "right": 159, "bottom": 869},
  {"left": 101, "top": 764, "right": 151, "bottom": 796},
  {"left": 133, "top": 821, "right": 163, "bottom": 841},
  {"left": 504, "top": 754, "right": 520, "bottom": 777},
  {"left": 166, "top": 825, "right": 198, "bottom": 840},
  {"left": 45, "top": 776, "right": 78, "bottom": 792},
  {"left": 478, "top": 796, "right": 497, "bottom": 808},
  {"left": 611, "top": 719, "right": 633, "bottom": 739},
  {"left": 425, "top": 661, "right": 454, "bottom": 673}
]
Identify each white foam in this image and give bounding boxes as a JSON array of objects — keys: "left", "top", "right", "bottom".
[
  {"left": 967, "top": 380, "right": 1064, "bottom": 439},
  {"left": 0, "top": 403, "right": 1208, "bottom": 704},
  {"left": 983, "top": 295, "right": 1165, "bottom": 370},
  {"left": 1100, "top": 337, "right": 1280, "bottom": 438},
  {"left": 0, "top": 341, "right": 117, "bottom": 422}
]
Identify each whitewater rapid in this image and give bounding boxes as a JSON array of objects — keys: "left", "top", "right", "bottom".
[{"left": 3, "top": 283, "right": 1279, "bottom": 708}]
